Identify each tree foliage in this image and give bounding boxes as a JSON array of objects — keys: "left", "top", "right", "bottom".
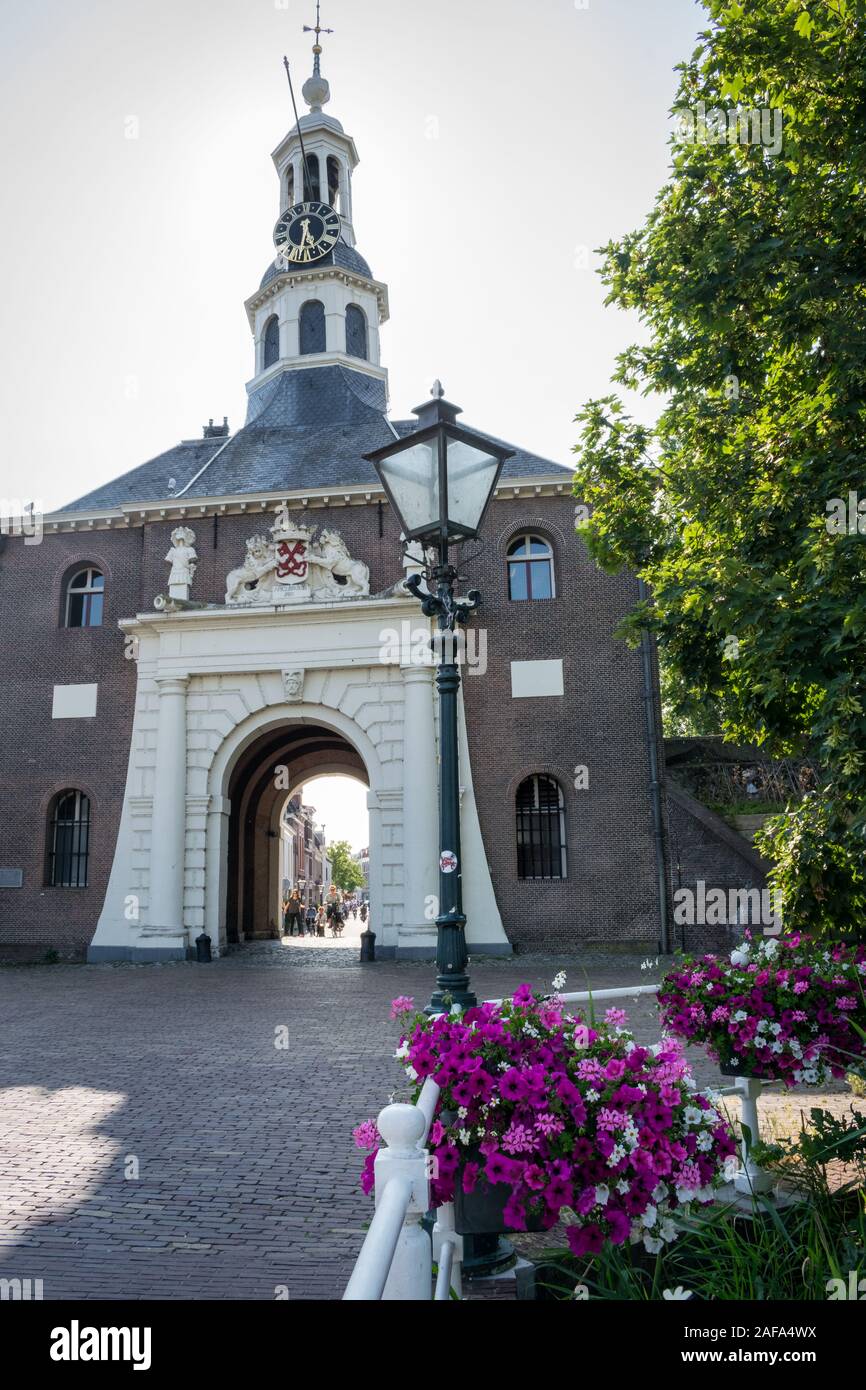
[
  {"left": 574, "top": 0, "right": 866, "bottom": 938},
  {"left": 328, "top": 839, "right": 365, "bottom": 892}
]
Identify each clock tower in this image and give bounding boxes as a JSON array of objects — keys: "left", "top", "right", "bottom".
[{"left": 243, "top": 27, "right": 389, "bottom": 407}]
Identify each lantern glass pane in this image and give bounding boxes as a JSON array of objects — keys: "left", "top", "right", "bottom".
[
  {"left": 445, "top": 438, "right": 500, "bottom": 535},
  {"left": 378, "top": 440, "right": 439, "bottom": 535}
]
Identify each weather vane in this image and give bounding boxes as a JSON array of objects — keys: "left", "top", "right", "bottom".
[{"left": 304, "top": 2, "right": 334, "bottom": 73}]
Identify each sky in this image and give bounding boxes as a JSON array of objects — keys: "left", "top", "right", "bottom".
[
  {"left": 301, "top": 774, "right": 368, "bottom": 853},
  {"left": 0, "top": 0, "right": 708, "bottom": 514}
]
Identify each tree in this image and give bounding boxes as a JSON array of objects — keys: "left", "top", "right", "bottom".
[
  {"left": 574, "top": 0, "right": 866, "bottom": 939},
  {"left": 327, "top": 840, "right": 365, "bottom": 893}
]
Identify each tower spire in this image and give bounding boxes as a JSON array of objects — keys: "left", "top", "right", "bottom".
[
  {"left": 301, "top": 2, "right": 333, "bottom": 113},
  {"left": 303, "top": 3, "right": 334, "bottom": 79}
]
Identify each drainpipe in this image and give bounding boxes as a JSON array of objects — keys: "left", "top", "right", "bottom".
[{"left": 638, "top": 578, "right": 670, "bottom": 954}]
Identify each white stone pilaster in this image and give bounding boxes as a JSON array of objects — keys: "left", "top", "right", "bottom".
[
  {"left": 147, "top": 676, "right": 189, "bottom": 944},
  {"left": 399, "top": 662, "right": 439, "bottom": 952}
]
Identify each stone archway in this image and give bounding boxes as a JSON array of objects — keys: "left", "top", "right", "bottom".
[
  {"left": 88, "top": 594, "right": 508, "bottom": 962},
  {"left": 222, "top": 721, "right": 368, "bottom": 943},
  {"left": 204, "top": 702, "right": 387, "bottom": 954}
]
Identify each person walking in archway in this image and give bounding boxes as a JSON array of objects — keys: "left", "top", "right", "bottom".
[{"left": 285, "top": 888, "right": 304, "bottom": 937}]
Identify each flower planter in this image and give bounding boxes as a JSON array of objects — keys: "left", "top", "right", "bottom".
[
  {"left": 716, "top": 1050, "right": 765, "bottom": 1081},
  {"left": 453, "top": 1169, "right": 546, "bottom": 1236}
]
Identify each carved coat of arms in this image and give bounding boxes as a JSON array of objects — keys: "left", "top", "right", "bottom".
[{"left": 225, "top": 516, "right": 370, "bottom": 606}]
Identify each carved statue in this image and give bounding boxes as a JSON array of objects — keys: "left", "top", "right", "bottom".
[
  {"left": 225, "top": 536, "right": 278, "bottom": 604},
  {"left": 224, "top": 522, "right": 369, "bottom": 607},
  {"left": 165, "top": 527, "right": 197, "bottom": 600},
  {"left": 308, "top": 530, "right": 370, "bottom": 599}
]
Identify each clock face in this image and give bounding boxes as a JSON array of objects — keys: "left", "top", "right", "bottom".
[{"left": 273, "top": 201, "right": 341, "bottom": 266}]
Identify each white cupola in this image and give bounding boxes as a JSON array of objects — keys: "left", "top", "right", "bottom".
[{"left": 243, "top": 22, "right": 389, "bottom": 403}]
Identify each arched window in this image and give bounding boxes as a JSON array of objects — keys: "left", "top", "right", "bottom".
[
  {"left": 327, "top": 155, "right": 341, "bottom": 211},
  {"left": 64, "top": 567, "right": 104, "bottom": 628},
  {"left": 263, "top": 315, "right": 280, "bottom": 369},
  {"left": 299, "top": 299, "right": 326, "bottom": 355},
  {"left": 507, "top": 534, "right": 555, "bottom": 601},
  {"left": 302, "top": 153, "right": 321, "bottom": 202},
  {"left": 345, "top": 304, "right": 368, "bottom": 360},
  {"left": 285, "top": 166, "right": 295, "bottom": 209},
  {"left": 516, "top": 775, "right": 566, "bottom": 880},
  {"left": 47, "top": 790, "right": 91, "bottom": 888}
]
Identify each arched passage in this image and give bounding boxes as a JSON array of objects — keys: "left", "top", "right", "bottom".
[{"left": 205, "top": 709, "right": 380, "bottom": 951}]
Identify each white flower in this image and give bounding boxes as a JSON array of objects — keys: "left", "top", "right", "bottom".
[
  {"left": 617, "top": 1179, "right": 631, "bottom": 1195},
  {"left": 641, "top": 1204, "right": 658, "bottom": 1228},
  {"left": 643, "top": 1234, "right": 664, "bottom": 1254},
  {"left": 662, "top": 1286, "right": 692, "bottom": 1300},
  {"left": 730, "top": 947, "right": 750, "bottom": 967},
  {"left": 586, "top": 1089, "right": 600, "bottom": 1102},
  {"left": 696, "top": 1131, "right": 714, "bottom": 1152},
  {"left": 732, "top": 1010, "right": 748, "bottom": 1022},
  {"left": 660, "top": 1218, "right": 678, "bottom": 1243},
  {"left": 552, "top": 971, "right": 567, "bottom": 991},
  {"left": 405, "top": 1065, "right": 418, "bottom": 1081},
  {"left": 683, "top": 1106, "right": 703, "bottom": 1127},
  {"left": 595, "top": 1184, "right": 610, "bottom": 1206},
  {"left": 762, "top": 939, "right": 778, "bottom": 958},
  {"left": 652, "top": 1183, "right": 668, "bottom": 1203},
  {"left": 457, "top": 1106, "right": 468, "bottom": 1119},
  {"left": 458, "top": 1129, "right": 472, "bottom": 1146},
  {"left": 395, "top": 1041, "right": 410, "bottom": 1059}
]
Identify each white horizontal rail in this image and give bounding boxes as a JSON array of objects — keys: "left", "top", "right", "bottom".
[
  {"left": 343, "top": 1174, "right": 416, "bottom": 1301},
  {"left": 483, "top": 983, "right": 660, "bottom": 1007}
]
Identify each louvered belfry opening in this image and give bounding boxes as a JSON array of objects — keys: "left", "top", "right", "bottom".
[{"left": 516, "top": 774, "right": 566, "bottom": 880}]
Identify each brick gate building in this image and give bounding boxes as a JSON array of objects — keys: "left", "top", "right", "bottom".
[{"left": 0, "top": 42, "right": 670, "bottom": 963}]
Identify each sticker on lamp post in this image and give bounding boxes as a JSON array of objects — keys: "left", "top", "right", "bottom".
[{"left": 439, "top": 851, "right": 458, "bottom": 874}]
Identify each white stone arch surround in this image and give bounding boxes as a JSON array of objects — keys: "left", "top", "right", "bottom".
[
  {"left": 87, "top": 594, "right": 508, "bottom": 962},
  {"left": 203, "top": 703, "right": 386, "bottom": 952}
]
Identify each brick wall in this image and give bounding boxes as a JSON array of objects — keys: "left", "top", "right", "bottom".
[
  {"left": 460, "top": 496, "right": 664, "bottom": 953},
  {"left": 0, "top": 491, "right": 666, "bottom": 957}
]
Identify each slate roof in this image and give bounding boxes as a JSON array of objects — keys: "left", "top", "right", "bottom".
[
  {"left": 259, "top": 240, "right": 373, "bottom": 290},
  {"left": 61, "top": 365, "right": 569, "bottom": 513}
]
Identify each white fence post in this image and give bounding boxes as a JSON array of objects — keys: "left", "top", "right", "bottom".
[
  {"left": 733, "top": 1077, "right": 774, "bottom": 1194},
  {"left": 376, "top": 1103, "right": 432, "bottom": 1301},
  {"left": 432, "top": 1201, "right": 463, "bottom": 1300}
]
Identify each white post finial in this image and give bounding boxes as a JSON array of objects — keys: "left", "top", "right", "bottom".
[{"left": 431, "top": 380, "right": 445, "bottom": 399}]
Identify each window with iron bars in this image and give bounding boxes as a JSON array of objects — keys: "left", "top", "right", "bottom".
[
  {"left": 516, "top": 774, "right": 567, "bottom": 880},
  {"left": 47, "top": 790, "right": 91, "bottom": 888}
]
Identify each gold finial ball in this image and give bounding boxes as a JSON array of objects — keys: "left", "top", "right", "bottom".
[{"left": 313, "top": 43, "right": 322, "bottom": 54}]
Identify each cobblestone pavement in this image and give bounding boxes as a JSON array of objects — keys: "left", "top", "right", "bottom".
[{"left": 0, "top": 946, "right": 856, "bottom": 1301}]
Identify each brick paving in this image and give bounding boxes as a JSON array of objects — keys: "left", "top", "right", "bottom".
[{"left": 0, "top": 946, "right": 856, "bottom": 1301}]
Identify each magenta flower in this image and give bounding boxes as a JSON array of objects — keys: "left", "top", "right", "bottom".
[
  {"left": 353, "top": 1120, "right": 380, "bottom": 1151},
  {"left": 461, "top": 1162, "right": 479, "bottom": 1195},
  {"left": 566, "top": 1223, "right": 605, "bottom": 1257},
  {"left": 605, "top": 1208, "right": 630, "bottom": 1245},
  {"left": 486, "top": 1151, "right": 515, "bottom": 1185},
  {"left": 389, "top": 996, "right": 415, "bottom": 1020}
]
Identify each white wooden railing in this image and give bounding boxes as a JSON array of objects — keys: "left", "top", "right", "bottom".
[{"left": 343, "top": 984, "right": 770, "bottom": 1300}]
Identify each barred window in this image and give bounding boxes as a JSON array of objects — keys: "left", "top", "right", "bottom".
[
  {"left": 516, "top": 775, "right": 566, "bottom": 880},
  {"left": 507, "top": 534, "right": 555, "bottom": 601},
  {"left": 65, "top": 568, "right": 104, "bottom": 628},
  {"left": 47, "top": 790, "right": 91, "bottom": 888}
]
